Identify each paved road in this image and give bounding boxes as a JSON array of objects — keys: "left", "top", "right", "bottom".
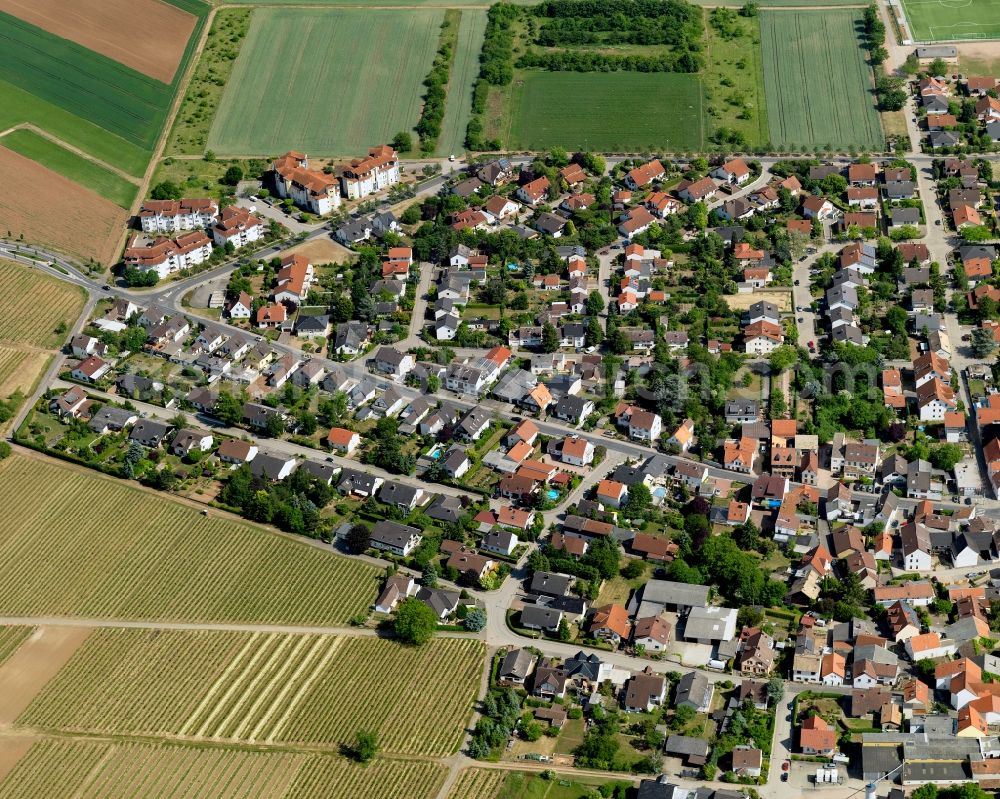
[
  {"left": 707, "top": 167, "right": 772, "bottom": 213},
  {"left": 791, "top": 242, "right": 839, "bottom": 349},
  {"left": 401, "top": 261, "right": 436, "bottom": 349}
]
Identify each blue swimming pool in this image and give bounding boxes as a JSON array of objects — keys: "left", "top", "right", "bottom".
[{"left": 547, "top": 489, "right": 559, "bottom": 501}]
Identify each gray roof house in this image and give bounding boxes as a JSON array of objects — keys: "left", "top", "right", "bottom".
[
  {"left": 369, "top": 520, "right": 422, "bottom": 557},
  {"left": 520, "top": 604, "right": 563, "bottom": 632},
  {"left": 498, "top": 648, "right": 536, "bottom": 686},
  {"left": 426, "top": 494, "right": 464, "bottom": 524},
  {"left": 128, "top": 419, "right": 172, "bottom": 448},
  {"left": 675, "top": 671, "right": 714, "bottom": 712},
  {"left": 891, "top": 207, "right": 921, "bottom": 228},
  {"left": 530, "top": 571, "right": 573, "bottom": 597}
]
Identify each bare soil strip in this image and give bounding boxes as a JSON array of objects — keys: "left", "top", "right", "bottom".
[
  {"left": 0, "top": 737, "right": 34, "bottom": 784},
  {"left": 0, "top": 0, "right": 197, "bottom": 84},
  {"left": 0, "top": 627, "right": 91, "bottom": 725}
]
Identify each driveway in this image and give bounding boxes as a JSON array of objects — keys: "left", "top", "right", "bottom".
[{"left": 791, "top": 242, "right": 839, "bottom": 349}]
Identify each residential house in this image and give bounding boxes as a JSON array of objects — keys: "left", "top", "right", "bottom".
[
  {"left": 799, "top": 715, "right": 837, "bottom": 756},
  {"left": 517, "top": 176, "right": 551, "bottom": 205},
  {"left": 624, "top": 668, "right": 666, "bottom": 713},
  {"left": 172, "top": 428, "right": 213, "bottom": 458},
  {"left": 369, "top": 520, "right": 422, "bottom": 557},
  {"left": 675, "top": 671, "right": 713, "bottom": 713},
  {"left": 589, "top": 604, "right": 632, "bottom": 645}
]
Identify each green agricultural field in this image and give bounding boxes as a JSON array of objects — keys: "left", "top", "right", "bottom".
[
  {"left": 436, "top": 9, "right": 488, "bottom": 156},
  {"left": 0, "top": 129, "right": 137, "bottom": 208},
  {"left": 446, "top": 769, "right": 628, "bottom": 799},
  {"left": 689, "top": 0, "right": 862, "bottom": 5},
  {"left": 20, "top": 628, "right": 483, "bottom": 756},
  {"left": 760, "top": 10, "right": 884, "bottom": 151},
  {"left": 0, "top": 81, "right": 149, "bottom": 178},
  {"left": 899, "top": 0, "right": 1000, "bottom": 42},
  {"left": 0, "top": 12, "right": 173, "bottom": 152},
  {"left": 0, "top": 0, "right": 206, "bottom": 182},
  {"left": 0, "top": 454, "right": 380, "bottom": 624},
  {"left": 227, "top": 0, "right": 535, "bottom": 4},
  {"left": 208, "top": 8, "right": 444, "bottom": 156},
  {"left": 504, "top": 71, "right": 703, "bottom": 152},
  {"left": 0, "top": 738, "right": 447, "bottom": 799}
]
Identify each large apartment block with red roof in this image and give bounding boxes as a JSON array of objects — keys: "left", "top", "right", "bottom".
[
  {"left": 211, "top": 206, "right": 265, "bottom": 249},
  {"left": 272, "top": 152, "right": 342, "bottom": 215},
  {"left": 339, "top": 145, "right": 401, "bottom": 200},
  {"left": 123, "top": 232, "right": 213, "bottom": 280},
  {"left": 138, "top": 199, "right": 218, "bottom": 234}
]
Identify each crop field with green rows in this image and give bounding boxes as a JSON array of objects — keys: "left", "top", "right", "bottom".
[
  {"left": 0, "top": 455, "right": 380, "bottom": 624},
  {"left": 20, "top": 629, "right": 484, "bottom": 756}
]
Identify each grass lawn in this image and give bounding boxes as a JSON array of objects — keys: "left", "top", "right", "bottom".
[
  {"left": 595, "top": 561, "right": 650, "bottom": 607},
  {"left": 436, "top": 9, "right": 487, "bottom": 157},
  {"left": 553, "top": 717, "right": 586, "bottom": 755},
  {"left": 494, "top": 771, "right": 627, "bottom": 799},
  {"left": 702, "top": 9, "right": 768, "bottom": 147},
  {"left": 152, "top": 156, "right": 265, "bottom": 200},
  {"left": 0, "top": 128, "right": 137, "bottom": 208},
  {"left": 959, "top": 51, "right": 1000, "bottom": 77},
  {"left": 899, "top": 0, "right": 1000, "bottom": 41},
  {"left": 760, "top": 10, "right": 883, "bottom": 151},
  {"left": 208, "top": 7, "right": 443, "bottom": 155},
  {"left": 502, "top": 71, "right": 704, "bottom": 152},
  {"left": 759, "top": 547, "right": 792, "bottom": 574},
  {"left": 881, "top": 109, "right": 909, "bottom": 141}
]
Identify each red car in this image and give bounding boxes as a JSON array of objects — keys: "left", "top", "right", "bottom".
[{"left": 782, "top": 761, "right": 790, "bottom": 772}]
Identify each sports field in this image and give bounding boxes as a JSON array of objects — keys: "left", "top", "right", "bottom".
[
  {"left": 0, "top": 454, "right": 380, "bottom": 624},
  {"left": 0, "top": 739, "right": 447, "bottom": 799},
  {"left": 760, "top": 10, "right": 884, "bottom": 151},
  {"left": 208, "top": 8, "right": 443, "bottom": 155},
  {"left": 504, "top": 71, "right": 703, "bottom": 152},
  {"left": 436, "top": 9, "right": 487, "bottom": 156},
  {"left": 0, "top": 129, "right": 137, "bottom": 208},
  {"left": 899, "top": 0, "right": 1000, "bottom": 42},
  {"left": 20, "top": 628, "right": 482, "bottom": 755}
]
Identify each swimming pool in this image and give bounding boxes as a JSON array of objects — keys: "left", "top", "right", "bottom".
[{"left": 546, "top": 489, "right": 559, "bottom": 501}]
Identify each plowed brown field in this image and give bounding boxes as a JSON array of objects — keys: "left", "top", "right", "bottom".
[{"left": 0, "top": 147, "right": 127, "bottom": 265}]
